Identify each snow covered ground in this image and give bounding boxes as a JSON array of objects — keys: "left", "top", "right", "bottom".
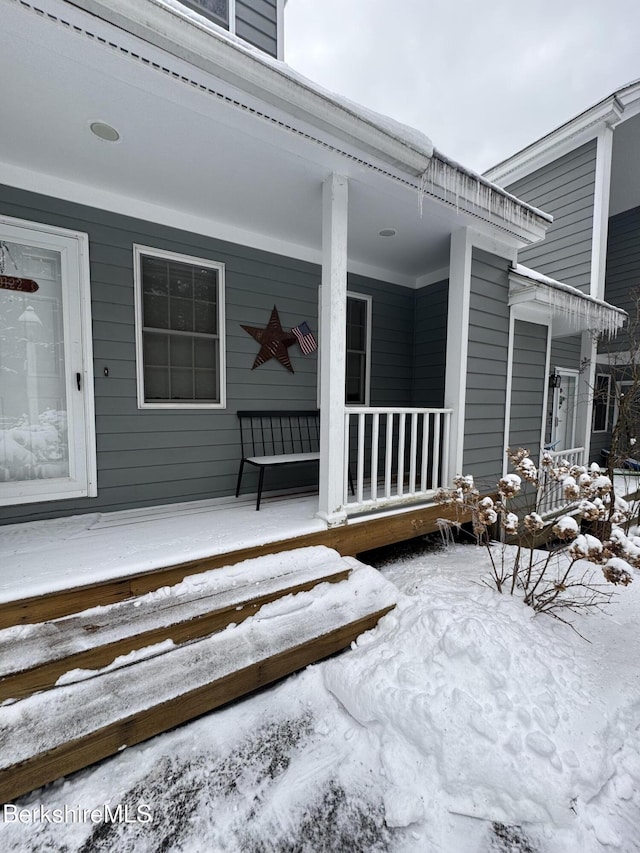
[{"left": 1, "top": 539, "right": 639, "bottom": 852}]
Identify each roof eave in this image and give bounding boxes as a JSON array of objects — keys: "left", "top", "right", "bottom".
[{"left": 65, "top": 0, "right": 435, "bottom": 176}]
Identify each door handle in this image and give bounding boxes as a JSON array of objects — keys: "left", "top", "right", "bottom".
[{"left": 76, "top": 372, "right": 81, "bottom": 391}]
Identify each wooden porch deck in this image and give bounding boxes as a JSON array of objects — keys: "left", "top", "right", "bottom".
[
  {"left": 0, "top": 488, "right": 459, "bottom": 627},
  {"left": 0, "top": 491, "right": 463, "bottom": 803}
]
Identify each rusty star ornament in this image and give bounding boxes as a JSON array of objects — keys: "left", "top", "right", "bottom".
[{"left": 241, "top": 306, "right": 297, "bottom": 373}]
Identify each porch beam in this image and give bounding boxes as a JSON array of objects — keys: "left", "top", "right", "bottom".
[{"left": 318, "top": 173, "right": 349, "bottom": 525}]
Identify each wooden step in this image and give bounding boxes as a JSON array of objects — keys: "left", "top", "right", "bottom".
[
  {"left": 0, "top": 558, "right": 351, "bottom": 703},
  {"left": 0, "top": 560, "right": 398, "bottom": 804}
]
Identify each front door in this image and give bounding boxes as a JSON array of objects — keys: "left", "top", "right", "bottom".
[
  {"left": 0, "top": 217, "right": 95, "bottom": 506},
  {"left": 551, "top": 369, "right": 578, "bottom": 451}
]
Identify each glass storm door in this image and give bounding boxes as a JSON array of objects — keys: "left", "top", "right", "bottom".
[
  {"left": 551, "top": 369, "right": 578, "bottom": 451},
  {"left": 0, "top": 218, "right": 95, "bottom": 505}
]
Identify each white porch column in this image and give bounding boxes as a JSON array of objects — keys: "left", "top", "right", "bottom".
[
  {"left": 444, "top": 227, "right": 472, "bottom": 479},
  {"left": 317, "top": 173, "right": 349, "bottom": 525},
  {"left": 577, "top": 331, "right": 597, "bottom": 461}
]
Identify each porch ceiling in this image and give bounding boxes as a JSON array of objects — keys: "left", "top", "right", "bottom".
[{"left": 2, "top": 0, "right": 484, "bottom": 285}]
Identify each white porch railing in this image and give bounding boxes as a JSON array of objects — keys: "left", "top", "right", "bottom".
[
  {"left": 537, "top": 446, "right": 586, "bottom": 517},
  {"left": 343, "top": 407, "right": 452, "bottom": 514}
]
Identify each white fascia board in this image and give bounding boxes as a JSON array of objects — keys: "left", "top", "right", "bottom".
[
  {"left": 62, "top": 0, "right": 434, "bottom": 176},
  {"left": 485, "top": 98, "right": 624, "bottom": 187}
]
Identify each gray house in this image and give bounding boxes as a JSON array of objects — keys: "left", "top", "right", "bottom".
[
  {"left": 0, "top": 0, "right": 623, "bottom": 537},
  {"left": 486, "top": 81, "right": 640, "bottom": 472}
]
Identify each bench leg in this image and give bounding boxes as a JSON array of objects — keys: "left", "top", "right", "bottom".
[
  {"left": 256, "top": 466, "right": 266, "bottom": 511},
  {"left": 235, "top": 459, "right": 246, "bottom": 498}
]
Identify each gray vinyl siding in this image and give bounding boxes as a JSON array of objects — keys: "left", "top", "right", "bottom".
[
  {"left": 506, "top": 140, "right": 597, "bottom": 293},
  {"left": 509, "top": 321, "right": 547, "bottom": 514},
  {"left": 0, "top": 185, "right": 419, "bottom": 523},
  {"left": 550, "top": 334, "right": 581, "bottom": 370},
  {"left": 412, "top": 280, "right": 448, "bottom": 407},
  {"left": 589, "top": 206, "right": 640, "bottom": 462},
  {"left": 463, "top": 250, "right": 510, "bottom": 487},
  {"left": 235, "top": 0, "right": 278, "bottom": 57},
  {"left": 601, "top": 205, "right": 640, "bottom": 352}
]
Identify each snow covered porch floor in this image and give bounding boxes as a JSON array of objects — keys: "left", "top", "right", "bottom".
[{"left": 0, "top": 487, "right": 459, "bottom": 627}]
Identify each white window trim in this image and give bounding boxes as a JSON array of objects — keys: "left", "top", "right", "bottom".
[
  {"left": 345, "top": 291, "right": 372, "bottom": 407},
  {"left": 592, "top": 373, "right": 612, "bottom": 433},
  {"left": 0, "top": 215, "right": 96, "bottom": 506},
  {"left": 133, "top": 244, "right": 226, "bottom": 410},
  {"left": 178, "top": 0, "right": 236, "bottom": 34}
]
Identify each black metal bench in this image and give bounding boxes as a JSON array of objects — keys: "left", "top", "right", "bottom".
[
  {"left": 235, "top": 410, "right": 352, "bottom": 510},
  {"left": 235, "top": 410, "right": 320, "bottom": 511}
]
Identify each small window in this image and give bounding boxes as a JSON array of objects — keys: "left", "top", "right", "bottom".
[
  {"left": 593, "top": 373, "right": 611, "bottom": 433},
  {"left": 346, "top": 293, "right": 371, "bottom": 405},
  {"left": 134, "top": 246, "right": 225, "bottom": 409},
  {"left": 178, "top": 0, "right": 229, "bottom": 28}
]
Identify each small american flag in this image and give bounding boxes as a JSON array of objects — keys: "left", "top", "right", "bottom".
[{"left": 291, "top": 321, "right": 317, "bottom": 355}]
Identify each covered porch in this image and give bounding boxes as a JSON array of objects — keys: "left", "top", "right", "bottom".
[{"left": 0, "top": 0, "right": 550, "bottom": 533}]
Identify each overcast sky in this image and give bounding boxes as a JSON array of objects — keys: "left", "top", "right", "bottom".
[{"left": 284, "top": 0, "right": 640, "bottom": 174}]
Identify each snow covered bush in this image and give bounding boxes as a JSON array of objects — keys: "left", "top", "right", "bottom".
[{"left": 436, "top": 448, "right": 635, "bottom": 627}]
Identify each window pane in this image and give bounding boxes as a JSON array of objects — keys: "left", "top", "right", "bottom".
[
  {"left": 142, "top": 257, "right": 168, "bottom": 295},
  {"left": 144, "top": 293, "right": 169, "bottom": 329},
  {"left": 593, "top": 375, "right": 610, "bottom": 432},
  {"left": 346, "top": 352, "right": 365, "bottom": 404},
  {"left": 143, "top": 332, "right": 169, "bottom": 367},
  {"left": 195, "top": 368, "right": 218, "bottom": 400},
  {"left": 169, "top": 297, "right": 194, "bottom": 333},
  {"left": 179, "top": 0, "right": 228, "bottom": 25},
  {"left": 145, "top": 365, "right": 170, "bottom": 400},
  {"left": 195, "top": 300, "right": 215, "bottom": 335},
  {"left": 195, "top": 338, "right": 216, "bottom": 369},
  {"left": 170, "top": 367, "right": 194, "bottom": 400},
  {"left": 168, "top": 262, "right": 194, "bottom": 299},
  {"left": 0, "top": 241, "right": 70, "bottom": 481},
  {"left": 170, "top": 335, "right": 193, "bottom": 368}
]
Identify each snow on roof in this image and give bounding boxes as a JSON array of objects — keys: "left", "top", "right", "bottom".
[
  {"left": 511, "top": 264, "right": 627, "bottom": 336},
  {"left": 155, "top": 0, "right": 434, "bottom": 161}
]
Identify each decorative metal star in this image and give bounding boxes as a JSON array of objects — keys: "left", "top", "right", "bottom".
[{"left": 241, "top": 305, "right": 297, "bottom": 373}]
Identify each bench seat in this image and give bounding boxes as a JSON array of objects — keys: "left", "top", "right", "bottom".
[{"left": 246, "top": 452, "right": 321, "bottom": 467}]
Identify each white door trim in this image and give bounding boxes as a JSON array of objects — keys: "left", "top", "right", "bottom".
[{"left": 0, "top": 215, "right": 96, "bottom": 506}]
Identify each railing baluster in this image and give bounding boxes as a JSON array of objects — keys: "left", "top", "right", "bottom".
[
  {"left": 343, "top": 411, "right": 351, "bottom": 504},
  {"left": 385, "top": 413, "right": 393, "bottom": 498},
  {"left": 357, "top": 412, "right": 365, "bottom": 503},
  {"left": 441, "top": 411, "right": 450, "bottom": 488},
  {"left": 431, "top": 413, "right": 441, "bottom": 491},
  {"left": 409, "top": 412, "right": 418, "bottom": 493},
  {"left": 397, "top": 413, "right": 406, "bottom": 496},
  {"left": 420, "top": 412, "right": 430, "bottom": 492},
  {"left": 371, "top": 413, "right": 379, "bottom": 501}
]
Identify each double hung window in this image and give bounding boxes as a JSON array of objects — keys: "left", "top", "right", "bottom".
[{"left": 134, "top": 246, "right": 226, "bottom": 409}]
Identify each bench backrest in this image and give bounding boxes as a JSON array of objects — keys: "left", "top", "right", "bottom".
[{"left": 237, "top": 410, "right": 320, "bottom": 458}]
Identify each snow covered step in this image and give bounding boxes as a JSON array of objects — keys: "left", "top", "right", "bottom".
[
  {"left": 0, "top": 560, "right": 397, "bottom": 804},
  {"left": 0, "top": 547, "right": 353, "bottom": 703}
]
